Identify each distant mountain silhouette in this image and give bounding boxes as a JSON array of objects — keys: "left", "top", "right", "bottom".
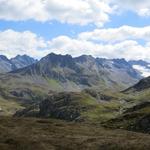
[{"left": 0, "top": 54, "right": 37, "bottom": 73}]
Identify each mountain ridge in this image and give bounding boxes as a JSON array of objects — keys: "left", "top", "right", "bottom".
[
  {"left": 124, "top": 76, "right": 150, "bottom": 92},
  {"left": 0, "top": 54, "right": 37, "bottom": 73},
  {"left": 9, "top": 53, "right": 142, "bottom": 91}
]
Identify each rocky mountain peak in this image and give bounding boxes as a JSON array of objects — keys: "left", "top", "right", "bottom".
[
  {"left": 10, "top": 54, "right": 37, "bottom": 69},
  {"left": 0, "top": 55, "right": 9, "bottom": 61},
  {"left": 75, "top": 55, "right": 95, "bottom": 63}
]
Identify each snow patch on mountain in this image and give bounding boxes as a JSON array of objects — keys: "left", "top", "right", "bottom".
[{"left": 133, "top": 65, "right": 150, "bottom": 77}]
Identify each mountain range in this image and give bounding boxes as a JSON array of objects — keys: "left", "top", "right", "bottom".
[
  {"left": 0, "top": 53, "right": 145, "bottom": 96},
  {"left": 0, "top": 52, "right": 150, "bottom": 133},
  {"left": 1, "top": 53, "right": 150, "bottom": 81},
  {"left": 0, "top": 52, "right": 150, "bottom": 150},
  {"left": 0, "top": 54, "right": 37, "bottom": 73}
]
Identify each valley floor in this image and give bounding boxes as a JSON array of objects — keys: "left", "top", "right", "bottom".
[{"left": 0, "top": 117, "right": 150, "bottom": 150}]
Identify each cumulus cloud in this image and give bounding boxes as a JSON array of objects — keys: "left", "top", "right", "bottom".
[
  {"left": 0, "top": 29, "right": 150, "bottom": 61},
  {"left": 1, "top": 0, "right": 150, "bottom": 27},
  {"left": 0, "top": 0, "right": 115, "bottom": 27},
  {"left": 111, "top": 0, "right": 150, "bottom": 17},
  {"left": 78, "top": 26, "right": 150, "bottom": 43},
  {"left": 48, "top": 37, "right": 150, "bottom": 61},
  {"left": 0, "top": 29, "right": 49, "bottom": 58}
]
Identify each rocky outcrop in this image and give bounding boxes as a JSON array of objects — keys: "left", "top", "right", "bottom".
[
  {"left": 105, "top": 101, "right": 150, "bottom": 133},
  {"left": 135, "top": 115, "right": 150, "bottom": 133},
  {"left": 83, "top": 88, "right": 113, "bottom": 101},
  {"left": 14, "top": 104, "right": 39, "bottom": 117},
  {"left": 39, "top": 92, "right": 85, "bottom": 121},
  {"left": 14, "top": 92, "right": 90, "bottom": 121}
]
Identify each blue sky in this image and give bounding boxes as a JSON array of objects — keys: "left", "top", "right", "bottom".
[
  {"left": 0, "top": 20, "right": 96, "bottom": 39},
  {"left": 0, "top": 0, "right": 150, "bottom": 61},
  {"left": 1, "top": 11, "right": 150, "bottom": 40}
]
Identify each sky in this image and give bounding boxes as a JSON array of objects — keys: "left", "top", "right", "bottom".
[{"left": 0, "top": 0, "right": 150, "bottom": 61}]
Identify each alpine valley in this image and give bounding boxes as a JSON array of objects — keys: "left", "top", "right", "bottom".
[{"left": 0, "top": 53, "right": 150, "bottom": 150}]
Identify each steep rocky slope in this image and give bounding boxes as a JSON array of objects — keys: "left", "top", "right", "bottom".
[
  {"left": 125, "top": 76, "right": 150, "bottom": 92},
  {"left": 0, "top": 55, "right": 37, "bottom": 73},
  {"left": 10, "top": 54, "right": 37, "bottom": 69},
  {"left": 0, "top": 55, "right": 16, "bottom": 73},
  {"left": 5, "top": 53, "right": 141, "bottom": 92}
]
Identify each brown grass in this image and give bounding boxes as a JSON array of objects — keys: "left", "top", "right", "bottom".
[{"left": 0, "top": 117, "right": 150, "bottom": 150}]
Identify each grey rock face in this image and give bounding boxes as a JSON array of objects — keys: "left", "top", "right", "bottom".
[
  {"left": 0, "top": 55, "right": 37, "bottom": 73},
  {"left": 0, "top": 55, "right": 16, "bottom": 73},
  {"left": 39, "top": 92, "right": 81, "bottom": 121},
  {"left": 10, "top": 55, "right": 37, "bottom": 69},
  {"left": 12, "top": 53, "right": 142, "bottom": 89},
  {"left": 129, "top": 60, "right": 150, "bottom": 69}
]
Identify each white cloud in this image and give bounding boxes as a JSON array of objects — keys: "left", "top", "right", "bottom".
[
  {"left": 78, "top": 26, "right": 150, "bottom": 43},
  {"left": 0, "top": 29, "right": 49, "bottom": 58},
  {"left": 0, "top": 29, "right": 150, "bottom": 62},
  {"left": 0, "top": 0, "right": 115, "bottom": 27},
  {"left": 48, "top": 37, "right": 150, "bottom": 61},
  {"left": 138, "top": 8, "right": 150, "bottom": 17},
  {"left": 111, "top": 0, "right": 150, "bottom": 17},
  {"left": 1, "top": 0, "right": 150, "bottom": 27}
]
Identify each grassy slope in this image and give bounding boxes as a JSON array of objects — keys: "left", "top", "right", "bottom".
[
  {"left": 80, "top": 93, "right": 121, "bottom": 122},
  {"left": 0, "top": 75, "right": 47, "bottom": 115},
  {"left": 103, "top": 88, "right": 150, "bottom": 132},
  {"left": 0, "top": 117, "right": 150, "bottom": 150},
  {"left": 0, "top": 96, "right": 23, "bottom": 116},
  {"left": 0, "top": 84, "right": 130, "bottom": 123},
  {"left": 37, "top": 91, "right": 123, "bottom": 123},
  {"left": 0, "top": 70, "right": 133, "bottom": 119},
  {"left": 0, "top": 71, "right": 149, "bottom": 128},
  {"left": 0, "top": 76, "right": 120, "bottom": 120}
]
